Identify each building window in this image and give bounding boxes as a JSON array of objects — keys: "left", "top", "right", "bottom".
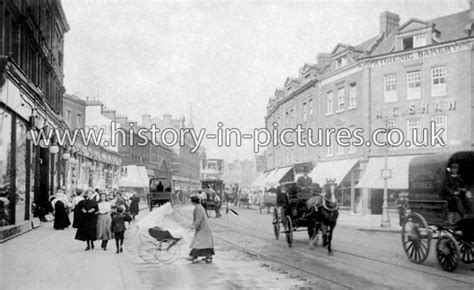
[
  {"left": 348, "top": 83, "right": 357, "bottom": 109},
  {"left": 348, "top": 138, "right": 356, "bottom": 154},
  {"left": 431, "top": 66, "right": 447, "bottom": 97},
  {"left": 402, "top": 33, "right": 426, "bottom": 50},
  {"left": 431, "top": 115, "right": 447, "bottom": 146},
  {"left": 285, "top": 111, "right": 290, "bottom": 126},
  {"left": 66, "top": 110, "right": 71, "bottom": 122},
  {"left": 308, "top": 99, "right": 313, "bottom": 122},
  {"left": 326, "top": 91, "right": 333, "bottom": 115},
  {"left": 384, "top": 74, "right": 397, "bottom": 103},
  {"left": 387, "top": 119, "right": 397, "bottom": 129},
  {"left": 336, "top": 56, "right": 347, "bottom": 69},
  {"left": 336, "top": 144, "right": 344, "bottom": 155},
  {"left": 407, "top": 117, "right": 422, "bottom": 147},
  {"left": 407, "top": 71, "right": 421, "bottom": 100},
  {"left": 337, "top": 88, "right": 344, "bottom": 112},
  {"left": 76, "top": 114, "right": 82, "bottom": 126},
  {"left": 303, "top": 102, "right": 307, "bottom": 123}
]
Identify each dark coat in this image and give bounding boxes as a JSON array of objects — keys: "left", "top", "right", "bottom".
[
  {"left": 74, "top": 199, "right": 99, "bottom": 241},
  {"left": 111, "top": 212, "right": 132, "bottom": 233},
  {"left": 129, "top": 195, "right": 140, "bottom": 216},
  {"left": 53, "top": 200, "right": 71, "bottom": 230}
]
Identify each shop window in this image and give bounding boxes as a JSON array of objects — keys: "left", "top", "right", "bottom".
[
  {"left": 0, "top": 109, "right": 12, "bottom": 226},
  {"left": 15, "top": 120, "right": 28, "bottom": 223}
]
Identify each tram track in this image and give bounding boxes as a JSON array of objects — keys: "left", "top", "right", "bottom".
[{"left": 172, "top": 204, "right": 473, "bottom": 288}]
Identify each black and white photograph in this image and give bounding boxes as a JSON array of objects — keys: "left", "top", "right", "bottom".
[{"left": 0, "top": 0, "right": 473, "bottom": 288}]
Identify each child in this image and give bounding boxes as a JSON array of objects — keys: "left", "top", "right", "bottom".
[{"left": 111, "top": 206, "right": 132, "bottom": 254}]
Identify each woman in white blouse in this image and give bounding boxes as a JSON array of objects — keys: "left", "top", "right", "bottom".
[{"left": 96, "top": 193, "right": 113, "bottom": 250}]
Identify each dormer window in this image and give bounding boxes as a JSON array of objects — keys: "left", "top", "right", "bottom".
[
  {"left": 335, "top": 56, "right": 347, "bottom": 69},
  {"left": 402, "top": 33, "right": 426, "bottom": 50}
]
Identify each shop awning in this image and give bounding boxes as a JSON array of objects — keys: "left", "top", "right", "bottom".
[
  {"left": 265, "top": 166, "right": 293, "bottom": 187},
  {"left": 250, "top": 171, "right": 271, "bottom": 189},
  {"left": 310, "top": 158, "right": 359, "bottom": 186},
  {"left": 355, "top": 155, "right": 417, "bottom": 189}
]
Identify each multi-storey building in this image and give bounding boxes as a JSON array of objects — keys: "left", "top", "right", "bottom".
[
  {"left": 63, "top": 95, "right": 122, "bottom": 192},
  {"left": 141, "top": 114, "right": 201, "bottom": 192},
  {"left": 0, "top": 0, "right": 69, "bottom": 235},
  {"left": 264, "top": 6, "right": 474, "bottom": 215}
]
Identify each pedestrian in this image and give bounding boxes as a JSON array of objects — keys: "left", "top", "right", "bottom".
[
  {"left": 129, "top": 193, "right": 140, "bottom": 220},
  {"left": 111, "top": 206, "right": 132, "bottom": 254},
  {"left": 396, "top": 192, "right": 409, "bottom": 226},
  {"left": 187, "top": 195, "right": 215, "bottom": 263},
  {"left": 72, "top": 190, "right": 84, "bottom": 229},
  {"left": 115, "top": 192, "right": 128, "bottom": 213},
  {"left": 96, "top": 193, "right": 113, "bottom": 250},
  {"left": 51, "top": 189, "right": 71, "bottom": 230},
  {"left": 75, "top": 189, "right": 99, "bottom": 251}
]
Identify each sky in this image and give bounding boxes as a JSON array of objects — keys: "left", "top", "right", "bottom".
[{"left": 61, "top": 0, "right": 469, "bottom": 161}]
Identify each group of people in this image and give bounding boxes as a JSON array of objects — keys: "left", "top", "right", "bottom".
[{"left": 73, "top": 189, "right": 138, "bottom": 253}]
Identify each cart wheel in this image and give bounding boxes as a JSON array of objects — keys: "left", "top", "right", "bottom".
[
  {"left": 401, "top": 213, "right": 431, "bottom": 264},
  {"left": 436, "top": 235, "right": 460, "bottom": 272},
  {"left": 156, "top": 239, "right": 181, "bottom": 264},
  {"left": 272, "top": 208, "right": 280, "bottom": 240},
  {"left": 286, "top": 216, "right": 293, "bottom": 248},
  {"left": 138, "top": 241, "right": 158, "bottom": 262},
  {"left": 459, "top": 239, "right": 473, "bottom": 264}
]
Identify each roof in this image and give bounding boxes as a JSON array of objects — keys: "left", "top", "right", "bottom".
[{"left": 372, "top": 10, "right": 471, "bottom": 56}]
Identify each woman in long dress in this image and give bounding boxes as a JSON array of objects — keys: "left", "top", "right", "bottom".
[
  {"left": 72, "top": 190, "right": 84, "bottom": 229},
  {"left": 52, "top": 189, "right": 71, "bottom": 230},
  {"left": 188, "top": 195, "right": 215, "bottom": 263},
  {"left": 96, "top": 193, "right": 113, "bottom": 250},
  {"left": 128, "top": 193, "right": 139, "bottom": 220},
  {"left": 75, "top": 190, "right": 99, "bottom": 250}
]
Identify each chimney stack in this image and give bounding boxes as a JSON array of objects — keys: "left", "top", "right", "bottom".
[
  {"left": 142, "top": 114, "right": 151, "bottom": 127},
  {"left": 380, "top": 11, "right": 400, "bottom": 37}
]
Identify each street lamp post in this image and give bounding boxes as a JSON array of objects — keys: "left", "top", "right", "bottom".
[{"left": 381, "top": 119, "right": 391, "bottom": 228}]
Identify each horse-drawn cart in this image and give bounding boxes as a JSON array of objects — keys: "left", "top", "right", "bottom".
[{"left": 401, "top": 151, "right": 474, "bottom": 272}]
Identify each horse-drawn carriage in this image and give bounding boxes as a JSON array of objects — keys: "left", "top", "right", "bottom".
[
  {"left": 272, "top": 180, "right": 339, "bottom": 254},
  {"left": 401, "top": 151, "right": 474, "bottom": 272}
]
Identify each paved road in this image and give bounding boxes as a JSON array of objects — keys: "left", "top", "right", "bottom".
[{"left": 173, "top": 204, "right": 474, "bottom": 289}]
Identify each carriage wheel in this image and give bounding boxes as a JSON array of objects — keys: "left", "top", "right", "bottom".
[
  {"left": 272, "top": 208, "right": 280, "bottom": 240},
  {"left": 401, "top": 213, "right": 431, "bottom": 264},
  {"left": 138, "top": 241, "right": 158, "bottom": 262},
  {"left": 156, "top": 239, "right": 181, "bottom": 264},
  {"left": 436, "top": 235, "right": 460, "bottom": 272},
  {"left": 459, "top": 239, "right": 473, "bottom": 264},
  {"left": 286, "top": 216, "right": 293, "bottom": 248}
]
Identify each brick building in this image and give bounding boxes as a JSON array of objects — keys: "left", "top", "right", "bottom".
[{"left": 264, "top": 6, "right": 474, "bottom": 214}]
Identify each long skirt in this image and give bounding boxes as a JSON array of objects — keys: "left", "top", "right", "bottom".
[
  {"left": 75, "top": 213, "right": 97, "bottom": 241},
  {"left": 190, "top": 248, "right": 215, "bottom": 257},
  {"left": 54, "top": 201, "right": 71, "bottom": 230},
  {"left": 96, "top": 214, "right": 113, "bottom": 240}
]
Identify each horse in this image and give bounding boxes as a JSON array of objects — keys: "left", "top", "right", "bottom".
[{"left": 306, "top": 178, "right": 340, "bottom": 255}]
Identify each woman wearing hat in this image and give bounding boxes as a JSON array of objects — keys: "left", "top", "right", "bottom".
[
  {"left": 187, "top": 195, "right": 215, "bottom": 263},
  {"left": 75, "top": 190, "right": 99, "bottom": 250},
  {"left": 52, "top": 189, "right": 71, "bottom": 230}
]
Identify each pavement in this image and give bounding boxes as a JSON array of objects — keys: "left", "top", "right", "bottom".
[{"left": 0, "top": 203, "right": 311, "bottom": 289}]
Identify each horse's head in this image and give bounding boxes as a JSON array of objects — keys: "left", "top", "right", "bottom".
[{"left": 323, "top": 178, "right": 338, "bottom": 209}]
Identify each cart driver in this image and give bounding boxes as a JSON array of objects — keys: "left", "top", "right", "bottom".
[
  {"left": 443, "top": 163, "right": 472, "bottom": 218},
  {"left": 297, "top": 167, "right": 313, "bottom": 198}
]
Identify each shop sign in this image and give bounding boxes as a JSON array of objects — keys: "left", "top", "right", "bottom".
[
  {"left": 370, "top": 41, "right": 472, "bottom": 67},
  {"left": 376, "top": 98, "right": 456, "bottom": 119}
]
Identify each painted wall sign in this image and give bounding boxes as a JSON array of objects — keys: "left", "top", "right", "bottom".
[
  {"left": 376, "top": 98, "right": 456, "bottom": 119},
  {"left": 370, "top": 42, "right": 472, "bottom": 67}
]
